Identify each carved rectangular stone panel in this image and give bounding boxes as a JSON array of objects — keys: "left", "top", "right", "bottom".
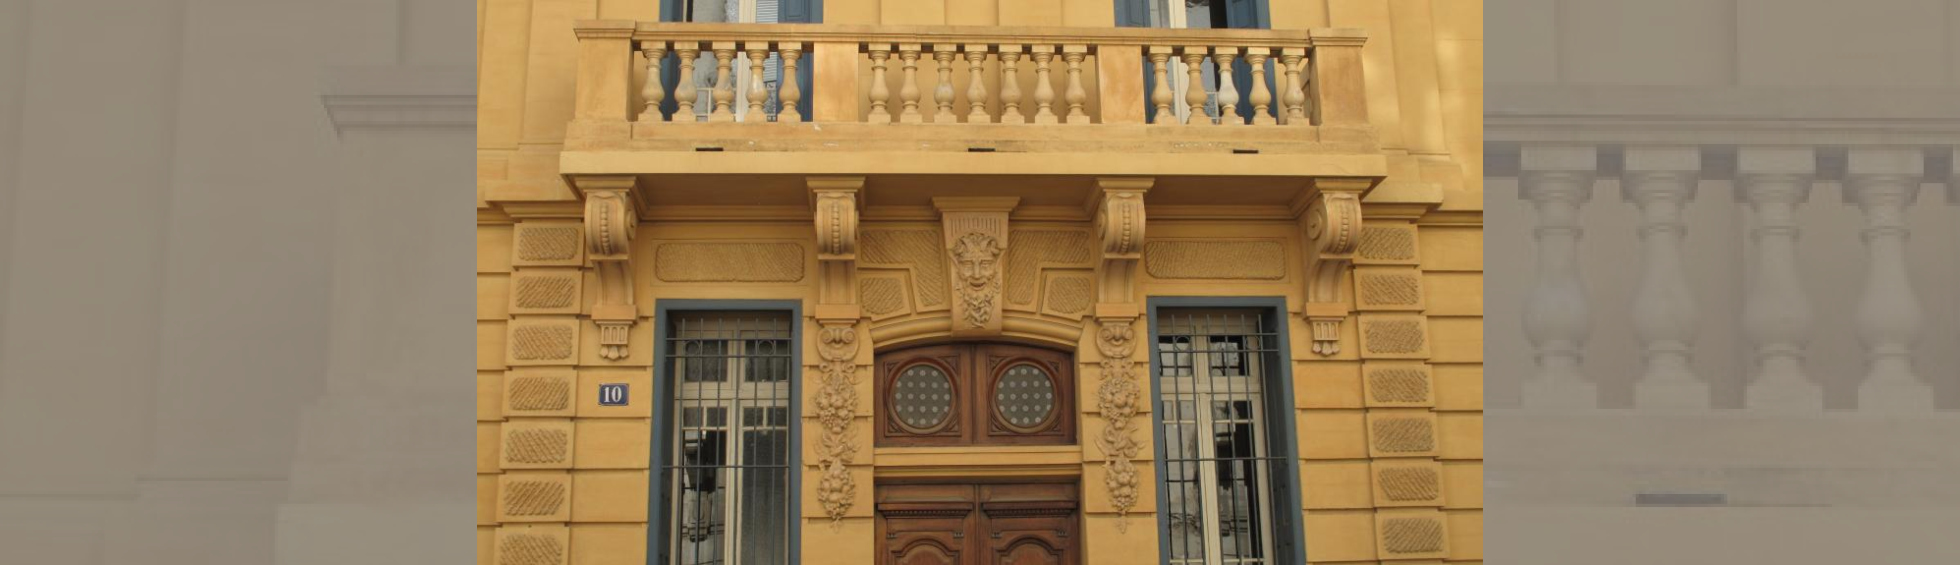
[
  {"left": 508, "top": 269, "right": 584, "bottom": 314},
  {"left": 1362, "top": 361, "right": 1433, "bottom": 408},
  {"left": 1004, "top": 229, "right": 1096, "bottom": 308},
  {"left": 498, "top": 471, "right": 571, "bottom": 522},
  {"left": 1374, "top": 509, "right": 1448, "bottom": 559},
  {"left": 1370, "top": 459, "right": 1444, "bottom": 508},
  {"left": 1357, "top": 314, "right": 1431, "bottom": 359},
  {"left": 859, "top": 273, "right": 911, "bottom": 320},
  {"left": 495, "top": 524, "right": 570, "bottom": 565},
  {"left": 1353, "top": 223, "right": 1420, "bottom": 266},
  {"left": 1039, "top": 273, "right": 1096, "bottom": 319},
  {"left": 511, "top": 222, "right": 585, "bottom": 267},
  {"left": 1365, "top": 409, "right": 1438, "bottom": 458},
  {"left": 860, "top": 229, "right": 948, "bottom": 309},
  {"left": 653, "top": 242, "right": 806, "bottom": 282},
  {"left": 1353, "top": 266, "right": 1426, "bottom": 311},
  {"left": 936, "top": 197, "right": 1016, "bottom": 337},
  {"left": 1142, "top": 240, "right": 1287, "bottom": 280},
  {"left": 501, "top": 419, "right": 575, "bottom": 469},
  {"left": 507, "top": 318, "right": 581, "bottom": 366},
  {"left": 504, "top": 369, "right": 576, "bottom": 416}
]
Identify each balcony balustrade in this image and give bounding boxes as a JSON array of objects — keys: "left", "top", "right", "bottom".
[{"left": 567, "top": 21, "right": 1371, "bottom": 147}]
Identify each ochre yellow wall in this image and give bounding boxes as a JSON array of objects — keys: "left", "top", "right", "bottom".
[{"left": 477, "top": 1, "right": 1482, "bottom": 564}]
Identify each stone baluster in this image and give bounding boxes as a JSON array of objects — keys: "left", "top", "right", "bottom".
[
  {"left": 1030, "top": 45, "right": 1059, "bottom": 124},
  {"left": 1244, "top": 48, "right": 1275, "bottom": 125},
  {"left": 867, "top": 44, "right": 892, "bottom": 123},
  {"left": 1845, "top": 148, "right": 1931, "bottom": 411},
  {"left": 932, "top": 45, "right": 957, "bottom": 123},
  {"left": 1280, "top": 48, "right": 1307, "bottom": 125},
  {"left": 1622, "top": 147, "right": 1706, "bottom": 409},
  {"left": 1519, "top": 145, "right": 1600, "bottom": 408},
  {"left": 999, "top": 45, "right": 1025, "bottom": 123},
  {"left": 965, "top": 45, "right": 990, "bottom": 123},
  {"left": 1062, "top": 44, "right": 1089, "bottom": 124},
  {"left": 1737, "top": 147, "right": 1821, "bottom": 410},
  {"left": 1182, "top": 47, "right": 1208, "bottom": 125},
  {"left": 745, "top": 42, "right": 769, "bottom": 121},
  {"left": 1212, "top": 48, "right": 1240, "bottom": 125},
  {"left": 709, "top": 42, "right": 737, "bottom": 122},
  {"left": 779, "top": 44, "right": 803, "bottom": 122},
  {"left": 674, "top": 42, "right": 701, "bottom": 119},
  {"left": 638, "top": 43, "right": 667, "bottom": 122},
  {"left": 897, "top": 43, "right": 924, "bottom": 123},
  {"left": 1147, "top": 47, "right": 1174, "bottom": 125}
]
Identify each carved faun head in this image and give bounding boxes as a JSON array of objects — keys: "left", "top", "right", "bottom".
[{"left": 950, "top": 233, "right": 1003, "bottom": 290}]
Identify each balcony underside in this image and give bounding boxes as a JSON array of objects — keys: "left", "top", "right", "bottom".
[{"left": 554, "top": 171, "right": 1376, "bottom": 222}]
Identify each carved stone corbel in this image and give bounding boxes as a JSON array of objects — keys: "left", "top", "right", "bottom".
[
  {"left": 575, "top": 175, "right": 641, "bottom": 360},
  {"left": 809, "top": 177, "right": 864, "bottom": 523},
  {"left": 1089, "top": 178, "right": 1149, "bottom": 530},
  {"left": 1301, "top": 179, "right": 1367, "bottom": 355},
  {"left": 933, "top": 197, "right": 1019, "bottom": 337}
]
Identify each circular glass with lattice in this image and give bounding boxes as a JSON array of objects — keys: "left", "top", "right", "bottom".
[
  {"left": 994, "top": 363, "right": 1056, "bottom": 430},
  {"left": 891, "top": 363, "right": 954, "bottom": 432}
]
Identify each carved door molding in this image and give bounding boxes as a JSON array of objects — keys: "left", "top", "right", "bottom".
[{"left": 876, "top": 481, "right": 1079, "bottom": 565}]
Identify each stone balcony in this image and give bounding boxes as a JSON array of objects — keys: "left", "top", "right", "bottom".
[{"left": 559, "top": 20, "right": 1387, "bottom": 199}]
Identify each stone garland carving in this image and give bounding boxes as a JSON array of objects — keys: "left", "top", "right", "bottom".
[
  {"left": 1094, "top": 318, "right": 1142, "bottom": 530},
  {"left": 583, "top": 182, "right": 638, "bottom": 360},
  {"left": 950, "top": 233, "right": 1004, "bottom": 328},
  {"left": 1303, "top": 191, "right": 1362, "bottom": 355},
  {"left": 814, "top": 323, "right": 860, "bottom": 523}
]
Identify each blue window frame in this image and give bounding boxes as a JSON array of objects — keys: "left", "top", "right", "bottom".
[
  {"left": 1148, "top": 296, "right": 1306, "bottom": 565},
  {"left": 648, "top": 300, "right": 803, "bottom": 565}
]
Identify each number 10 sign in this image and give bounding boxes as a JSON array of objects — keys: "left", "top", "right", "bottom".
[{"left": 598, "top": 383, "right": 629, "bottom": 406}]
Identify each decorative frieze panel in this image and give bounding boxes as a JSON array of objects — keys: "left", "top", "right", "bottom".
[
  {"left": 652, "top": 242, "right": 806, "bottom": 282},
  {"left": 1141, "top": 240, "right": 1287, "bottom": 280},
  {"left": 1042, "top": 275, "right": 1095, "bottom": 317},
  {"left": 1354, "top": 224, "right": 1419, "bottom": 264},
  {"left": 935, "top": 197, "right": 1018, "bottom": 336},
  {"left": 1003, "top": 229, "right": 1095, "bottom": 306},
  {"left": 860, "top": 229, "right": 949, "bottom": 309},
  {"left": 859, "top": 276, "right": 908, "bottom": 318}
]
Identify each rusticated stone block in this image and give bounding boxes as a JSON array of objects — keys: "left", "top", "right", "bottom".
[
  {"left": 1355, "top": 267, "right": 1424, "bottom": 310},
  {"left": 505, "top": 370, "right": 574, "bottom": 415},
  {"left": 1368, "top": 412, "right": 1436, "bottom": 456},
  {"left": 512, "top": 224, "right": 582, "bottom": 267},
  {"left": 1379, "top": 515, "right": 1445, "bottom": 556},
  {"left": 1364, "top": 363, "right": 1432, "bottom": 406},
  {"left": 1143, "top": 240, "right": 1287, "bottom": 280},
  {"left": 860, "top": 276, "right": 906, "bottom": 317},
  {"left": 1358, "top": 315, "right": 1430, "bottom": 359},
  {"left": 508, "top": 319, "right": 579, "bottom": 366},
  {"left": 1376, "top": 463, "right": 1442, "bottom": 505},
  {"left": 499, "top": 471, "right": 570, "bottom": 522},
  {"left": 495, "top": 525, "right": 569, "bottom": 565},
  {"left": 1356, "top": 224, "right": 1419, "bottom": 264},
  {"left": 1042, "top": 275, "right": 1094, "bottom": 316},
  {"left": 510, "top": 271, "right": 581, "bottom": 313},
  {"left": 502, "top": 420, "right": 574, "bottom": 469}
]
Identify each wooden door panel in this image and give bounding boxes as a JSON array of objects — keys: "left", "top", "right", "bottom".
[
  {"left": 878, "top": 482, "right": 1079, "bottom": 565},
  {"left": 876, "top": 344, "right": 1075, "bottom": 448}
]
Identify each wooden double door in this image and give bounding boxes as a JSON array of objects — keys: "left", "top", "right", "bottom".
[{"left": 876, "top": 481, "right": 1079, "bottom": 565}]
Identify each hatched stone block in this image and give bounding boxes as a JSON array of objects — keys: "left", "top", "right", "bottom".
[
  {"left": 1363, "top": 362, "right": 1433, "bottom": 407},
  {"left": 1366, "top": 410, "right": 1437, "bottom": 457},
  {"left": 512, "top": 223, "right": 583, "bottom": 267},
  {"left": 1355, "top": 224, "right": 1419, "bottom": 264},
  {"left": 505, "top": 370, "right": 576, "bottom": 416},
  {"left": 1354, "top": 267, "right": 1425, "bottom": 310},
  {"left": 1372, "top": 459, "right": 1443, "bottom": 507},
  {"left": 496, "top": 525, "right": 570, "bottom": 565},
  {"left": 502, "top": 419, "right": 575, "bottom": 469},
  {"left": 1357, "top": 314, "right": 1430, "bottom": 359},
  {"left": 510, "top": 269, "right": 584, "bottom": 314},
  {"left": 499, "top": 471, "right": 572, "bottom": 522},
  {"left": 1375, "top": 510, "right": 1448, "bottom": 559},
  {"left": 508, "top": 318, "right": 580, "bottom": 366}
]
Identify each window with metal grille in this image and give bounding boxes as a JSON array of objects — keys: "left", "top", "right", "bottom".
[
  {"left": 1152, "top": 307, "right": 1299, "bottom": 565},
  {"left": 662, "top": 311, "right": 794, "bottom": 565}
]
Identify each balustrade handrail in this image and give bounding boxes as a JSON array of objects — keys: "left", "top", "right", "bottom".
[{"left": 617, "top": 22, "right": 1348, "bottom": 50}]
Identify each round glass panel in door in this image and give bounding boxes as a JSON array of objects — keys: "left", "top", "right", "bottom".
[
  {"left": 995, "top": 364, "right": 1056, "bottom": 431},
  {"left": 892, "top": 364, "right": 954, "bottom": 432}
]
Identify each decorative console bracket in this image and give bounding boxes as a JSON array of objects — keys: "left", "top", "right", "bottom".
[
  {"left": 1089, "top": 177, "right": 1150, "bottom": 530},
  {"left": 1299, "top": 179, "right": 1368, "bottom": 356},
  {"left": 810, "top": 176, "right": 864, "bottom": 524},
  {"left": 933, "top": 196, "right": 1019, "bottom": 337},
  {"left": 574, "top": 175, "right": 641, "bottom": 360}
]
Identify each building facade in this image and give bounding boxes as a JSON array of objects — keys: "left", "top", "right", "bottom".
[{"left": 475, "top": 1, "right": 1484, "bottom": 564}]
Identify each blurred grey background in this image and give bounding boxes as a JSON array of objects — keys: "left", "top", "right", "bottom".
[
  {"left": 0, "top": 0, "right": 474, "bottom": 563},
  {"left": 1486, "top": 0, "right": 1960, "bottom": 563}
]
